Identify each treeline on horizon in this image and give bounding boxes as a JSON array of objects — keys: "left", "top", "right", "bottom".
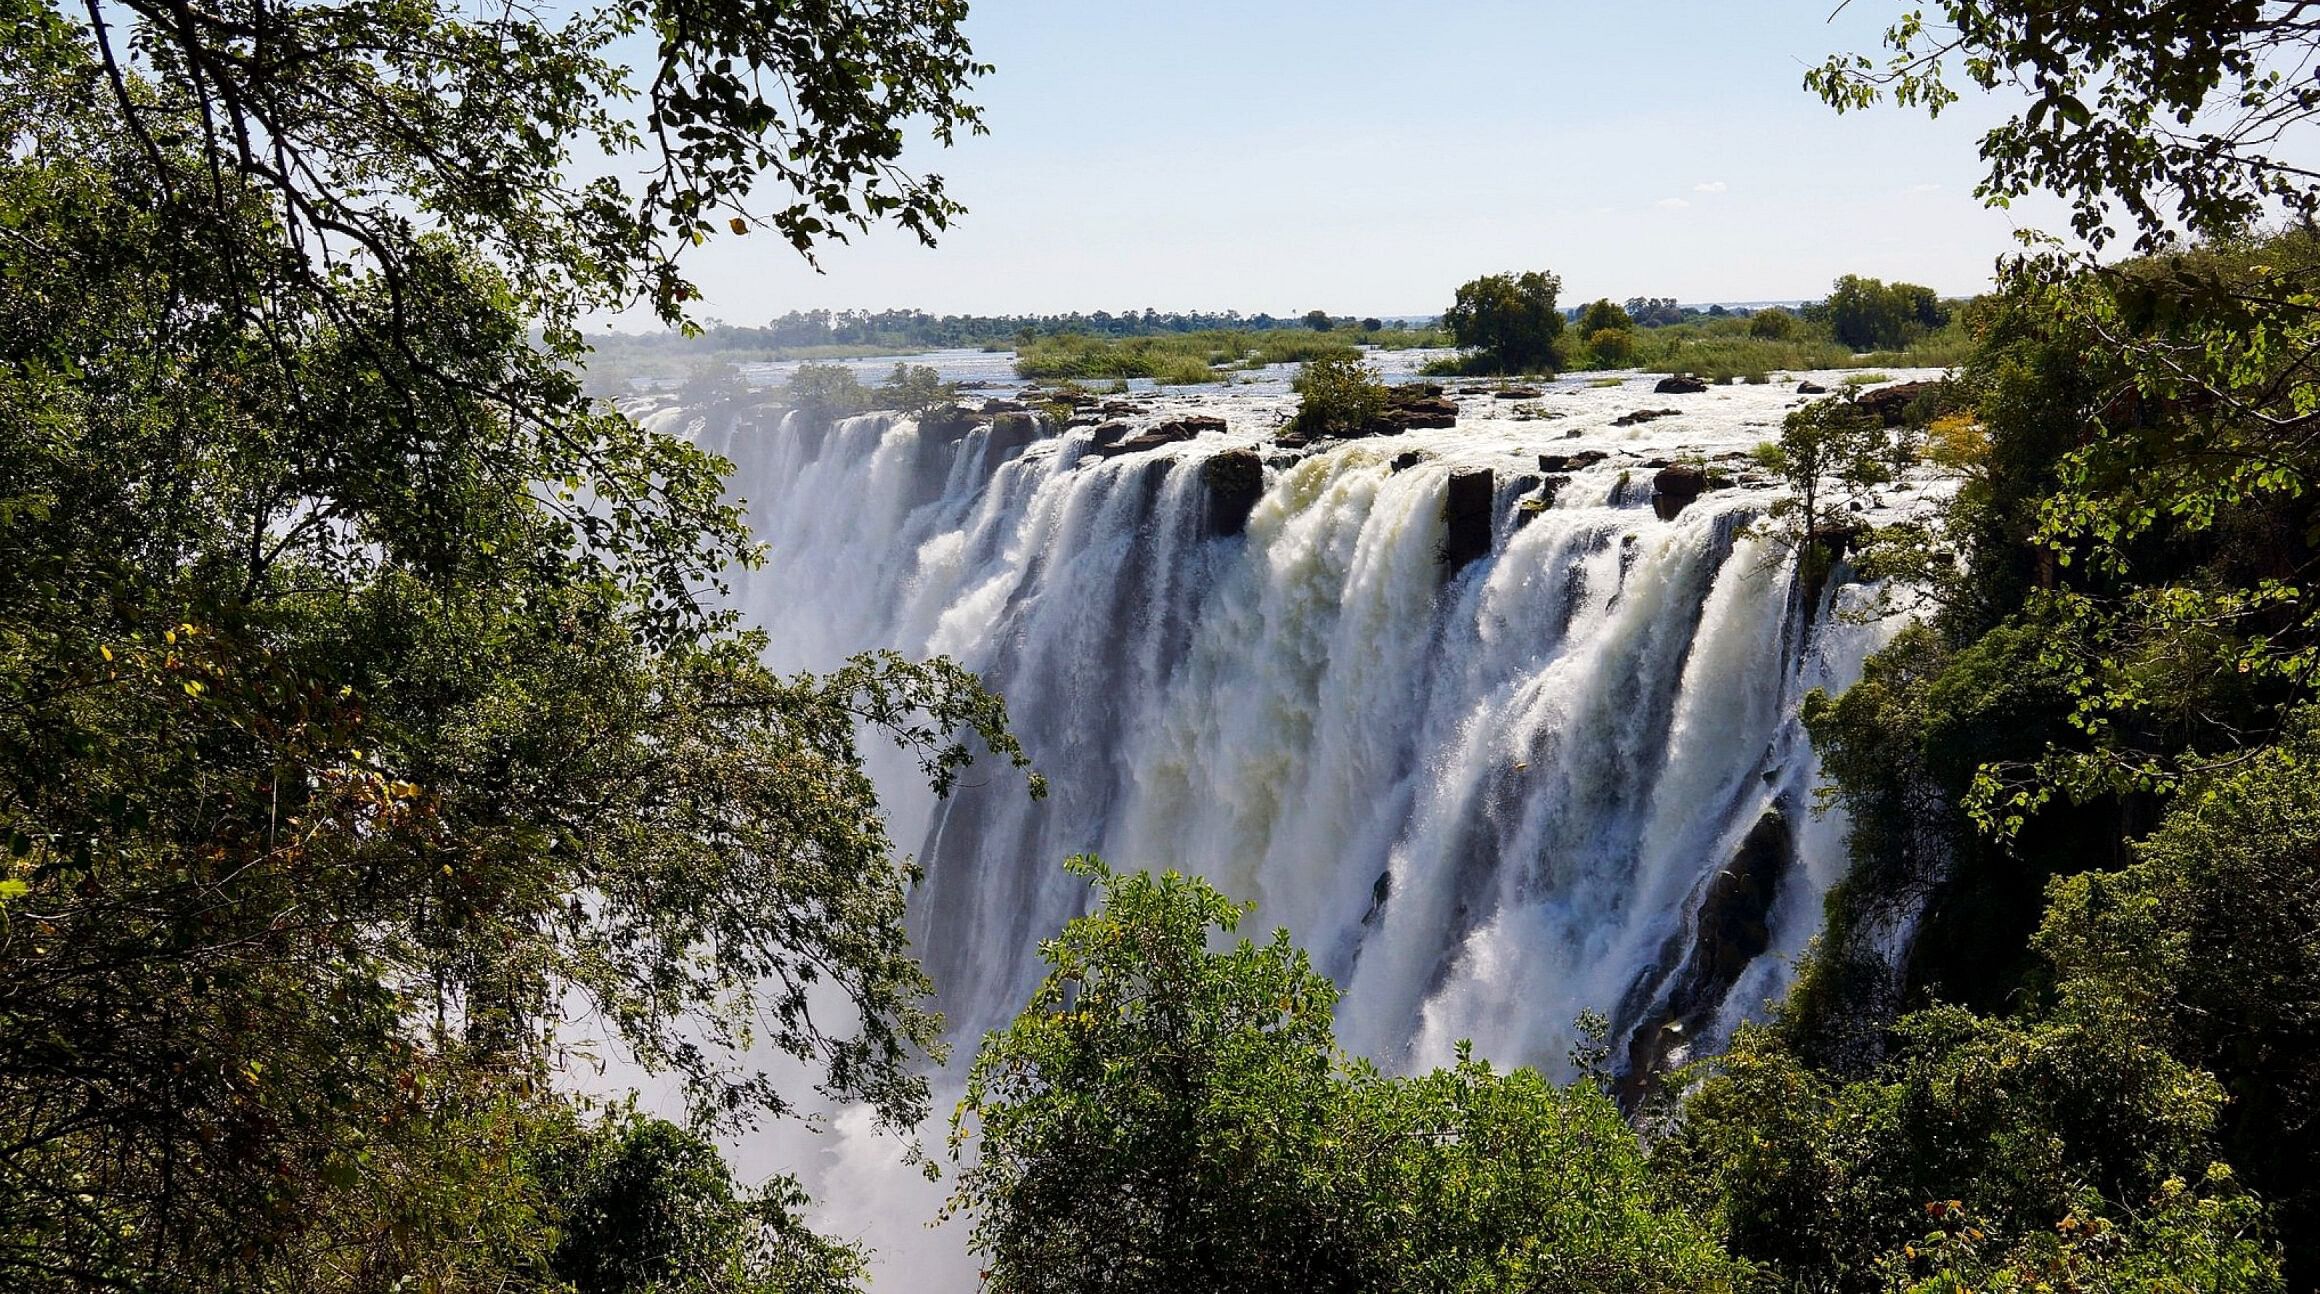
[{"left": 590, "top": 292, "right": 1931, "bottom": 358}]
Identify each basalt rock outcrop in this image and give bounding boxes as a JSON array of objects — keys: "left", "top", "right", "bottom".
[
  {"left": 1654, "top": 374, "right": 1710, "bottom": 395},
  {"left": 1441, "top": 468, "right": 1495, "bottom": 572},
  {"left": 1201, "top": 449, "right": 1266, "bottom": 537},
  {"left": 1651, "top": 462, "right": 1711, "bottom": 520},
  {"left": 1855, "top": 380, "right": 1941, "bottom": 426},
  {"left": 1615, "top": 408, "right": 1683, "bottom": 427}
]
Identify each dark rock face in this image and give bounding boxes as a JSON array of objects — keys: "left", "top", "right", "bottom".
[
  {"left": 1855, "top": 380, "right": 1940, "bottom": 426},
  {"left": 1651, "top": 462, "right": 1710, "bottom": 520},
  {"left": 917, "top": 403, "right": 986, "bottom": 443},
  {"left": 1537, "top": 450, "right": 1608, "bottom": 472},
  {"left": 1797, "top": 380, "right": 1828, "bottom": 395},
  {"left": 1091, "top": 414, "right": 1227, "bottom": 459},
  {"left": 1441, "top": 468, "right": 1495, "bottom": 572},
  {"left": 1391, "top": 450, "right": 1425, "bottom": 473},
  {"left": 1810, "top": 520, "right": 1868, "bottom": 558},
  {"left": 1201, "top": 449, "right": 1266, "bottom": 537},
  {"left": 980, "top": 398, "right": 1030, "bottom": 414},
  {"left": 985, "top": 412, "right": 1043, "bottom": 461},
  {"left": 1275, "top": 384, "right": 1460, "bottom": 447},
  {"left": 1086, "top": 421, "right": 1132, "bottom": 446},
  {"left": 1654, "top": 374, "right": 1710, "bottom": 395},
  {"left": 1614, "top": 408, "right": 1683, "bottom": 427},
  {"left": 1376, "top": 391, "right": 1459, "bottom": 432},
  {"left": 1491, "top": 386, "right": 1545, "bottom": 399},
  {"left": 1615, "top": 804, "right": 1797, "bottom": 1105}
]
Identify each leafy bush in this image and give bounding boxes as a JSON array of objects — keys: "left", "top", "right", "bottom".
[
  {"left": 781, "top": 362, "right": 873, "bottom": 423},
  {"left": 873, "top": 362, "right": 952, "bottom": 414},
  {"left": 1290, "top": 353, "right": 1389, "bottom": 438}
]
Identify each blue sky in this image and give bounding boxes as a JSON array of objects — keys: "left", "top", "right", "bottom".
[{"left": 641, "top": 1, "right": 2075, "bottom": 324}]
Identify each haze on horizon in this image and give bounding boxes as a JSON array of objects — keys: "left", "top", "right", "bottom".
[{"left": 628, "top": 0, "right": 2075, "bottom": 330}]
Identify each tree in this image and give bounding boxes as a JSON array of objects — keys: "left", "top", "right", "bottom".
[
  {"left": 949, "top": 858, "right": 1361, "bottom": 1294},
  {"left": 551, "top": 1116, "right": 867, "bottom": 1294},
  {"left": 949, "top": 859, "right": 1746, "bottom": 1294},
  {"left": 0, "top": 3, "right": 1030, "bottom": 1287},
  {"left": 1575, "top": 298, "right": 1636, "bottom": 337},
  {"left": 1819, "top": 275, "right": 1948, "bottom": 350},
  {"left": 1304, "top": 309, "right": 1337, "bottom": 331},
  {"left": 1751, "top": 394, "right": 1902, "bottom": 595},
  {"left": 1445, "top": 271, "right": 1566, "bottom": 374},
  {"left": 1748, "top": 307, "right": 1797, "bottom": 340},
  {"left": 1811, "top": 1, "right": 2320, "bottom": 250},
  {"left": 1359, "top": 316, "right": 1385, "bottom": 332}
]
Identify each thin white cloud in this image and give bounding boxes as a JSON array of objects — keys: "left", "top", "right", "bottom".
[
  {"left": 1656, "top": 197, "right": 1691, "bottom": 210},
  {"left": 1694, "top": 180, "right": 1727, "bottom": 193}
]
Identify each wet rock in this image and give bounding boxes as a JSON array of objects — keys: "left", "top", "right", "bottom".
[
  {"left": 980, "top": 398, "right": 1030, "bottom": 414},
  {"left": 1810, "top": 520, "right": 1868, "bottom": 557},
  {"left": 1168, "top": 413, "right": 1230, "bottom": 436},
  {"left": 1201, "top": 448, "right": 1266, "bottom": 537},
  {"left": 985, "top": 412, "right": 1043, "bottom": 461},
  {"left": 1613, "top": 408, "right": 1683, "bottom": 427},
  {"left": 1100, "top": 401, "right": 1142, "bottom": 417},
  {"left": 1651, "top": 462, "right": 1710, "bottom": 520},
  {"left": 1654, "top": 374, "right": 1710, "bottom": 395},
  {"left": 1087, "top": 421, "right": 1132, "bottom": 447},
  {"left": 1491, "top": 386, "right": 1545, "bottom": 399},
  {"left": 1441, "top": 468, "right": 1495, "bottom": 572},
  {"left": 1391, "top": 450, "right": 1426, "bottom": 473},
  {"left": 1537, "top": 450, "right": 1608, "bottom": 472},
  {"left": 1855, "top": 380, "right": 1941, "bottom": 427},
  {"left": 1797, "top": 380, "right": 1828, "bottom": 395},
  {"left": 1614, "top": 805, "right": 1797, "bottom": 1105},
  {"left": 917, "top": 403, "right": 986, "bottom": 443},
  {"left": 1374, "top": 388, "right": 1459, "bottom": 432}
]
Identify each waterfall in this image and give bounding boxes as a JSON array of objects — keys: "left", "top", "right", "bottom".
[{"left": 676, "top": 373, "right": 1921, "bottom": 1087}]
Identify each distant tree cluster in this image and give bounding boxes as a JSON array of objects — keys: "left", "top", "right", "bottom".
[
  {"left": 1806, "top": 274, "right": 1950, "bottom": 350},
  {"left": 1443, "top": 271, "right": 1566, "bottom": 373},
  {"left": 607, "top": 307, "right": 1421, "bottom": 355}
]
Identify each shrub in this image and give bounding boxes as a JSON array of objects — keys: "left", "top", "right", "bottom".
[
  {"left": 1290, "top": 353, "right": 1389, "bottom": 437},
  {"left": 1748, "top": 308, "right": 1797, "bottom": 340},
  {"left": 1584, "top": 327, "right": 1636, "bottom": 366},
  {"left": 874, "top": 362, "right": 951, "bottom": 414},
  {"left": 780, "top": 362, "right": 871, "bottom": 424}
]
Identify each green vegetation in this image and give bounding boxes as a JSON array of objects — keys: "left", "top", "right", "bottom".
[
  {"left": 1816, "top": 275, "right": 1950, "bottom": 350},
  {"left": 1011, "top": 327, "right": 1445, "bottom": 383},
  {"left": 0, "top": 0, "right": 1033, "bottom": 1287},
  {"left": 949, "top": 859, "right": 1744, "bottom": 1294},
  {"left": 1440, "top": 271, "right": 1567, "bottom": 374},
  {"left": 1288, "top": 354, "right": 1391, "bottom": 438}
]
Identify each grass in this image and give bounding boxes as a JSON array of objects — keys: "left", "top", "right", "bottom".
[
  {"left": 1012, "top": 328, "right": 1442, "bottom": 382},
  {"left": 1616, "top": 316, "right": 1971, "bottom": 383}
]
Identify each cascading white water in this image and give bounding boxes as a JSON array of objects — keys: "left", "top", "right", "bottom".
[{"left": 660, "top": 368, "right": 1934, "bottom": 1282}]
